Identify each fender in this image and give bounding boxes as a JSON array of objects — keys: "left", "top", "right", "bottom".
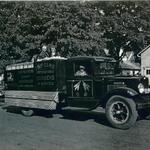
[{"left": 101, "top": 87, "right": 139, "bottom": 108}]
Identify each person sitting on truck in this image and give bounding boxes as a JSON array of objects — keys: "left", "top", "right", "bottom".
[
  {"left": 75, "top": 65, "right": 88, "bottom": 76},
  {"left": 31, "top": 44, "right": 50, "bottom": 62},
  {"left": 37, "top": 44, "right": 50, "bottom": 60},
  {"left": 51, "top": 47, "right": 56, "bottom": 57}
]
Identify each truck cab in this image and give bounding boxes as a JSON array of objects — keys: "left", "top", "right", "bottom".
[
  {"left": 66, "top": 56, "right": 116, "bottom": 108},
  {"left": 66, "top": 56, "right": 149, "bottom": 107},
  {"left": 66, "top": 56, "right": 150, "bottom": 129}
]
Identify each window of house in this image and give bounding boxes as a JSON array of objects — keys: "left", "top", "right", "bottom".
[{"left": 146, "top": 69, "right": 150, "bottom": 75}]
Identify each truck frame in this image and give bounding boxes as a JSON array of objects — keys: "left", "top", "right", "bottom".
[{"left": 1, "top": 56, "right": 150, "bottom": 129}]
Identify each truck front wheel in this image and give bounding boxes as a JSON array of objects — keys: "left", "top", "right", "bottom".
[{"left": 105, "top": 95, "right": 138, "bottom": 129}]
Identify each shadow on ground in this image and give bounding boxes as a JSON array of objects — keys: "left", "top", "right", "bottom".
[
  {"left": 1, "top": 105, "right": 111, "bottom": 128},
  {"left": 2, "top": 106, "right": 53, "bottom": 118},
  {"left": 58, "top": 109, "right": 110, "bottom": 127}
]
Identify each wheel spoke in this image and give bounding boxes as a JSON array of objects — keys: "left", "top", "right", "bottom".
[
  {"left": 117, "top": 103, "right": 121, "bottom": 110},
  {"left": 120, "top": 113, "right": 126, "bottom": 121}
]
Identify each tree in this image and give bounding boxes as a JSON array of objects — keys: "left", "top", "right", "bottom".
[
  {"left": 1, "top": 1, "right": 150, "bottom": 73},
  {"left": 98, "top": 1, "right": 150, "bottom": 62}
]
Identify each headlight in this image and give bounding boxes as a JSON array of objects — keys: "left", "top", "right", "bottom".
[{"left": 138, "top": 83, "right": 145, "bottom": 94}]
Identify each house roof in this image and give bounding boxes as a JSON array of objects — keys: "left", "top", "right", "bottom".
[
  {"left": 137, "top": 44, "right": 150, "bottom": 57},
  {"left": 125, "top": 51, "right": 134, "bottom": 60},
  {"left": 120, "top": 61, "right": 140, "bottom": 70}
]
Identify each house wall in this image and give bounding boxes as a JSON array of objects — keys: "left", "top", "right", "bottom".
[
  {"left": 0, "top": 74, "right": 4, "bottom": 88},
  {"left": 141, "top": 47, "right": 150, "bottom": 85}
]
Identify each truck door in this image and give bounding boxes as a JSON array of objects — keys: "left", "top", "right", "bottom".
[{"left": 66, "top": 59, "right": 99, "bottom": 109}]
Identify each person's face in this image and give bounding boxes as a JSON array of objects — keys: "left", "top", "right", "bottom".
[
  {"left": 51, "top": 47, "right": 55, "bottom": 53},
  {"left": 80, "top": 67, "right": 84, "bottom": 71},
  {"left": 51, "top": 47, "right": 56, "bottom": 56},
  {"left": 42, "top": 45, "right": 47, "bottom": 51}
]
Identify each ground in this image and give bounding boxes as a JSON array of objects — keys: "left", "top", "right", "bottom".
[{"left": 0, "top": 105, "right": 150, "bottom": 150}]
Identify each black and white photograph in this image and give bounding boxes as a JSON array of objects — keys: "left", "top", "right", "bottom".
[{"left": 0, "top": 0, "right": 150, "bottom": 150}]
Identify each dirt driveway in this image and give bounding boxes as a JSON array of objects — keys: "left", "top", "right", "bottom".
[{"left": 0, "top": 106, "right": 150, "bottom": 150}]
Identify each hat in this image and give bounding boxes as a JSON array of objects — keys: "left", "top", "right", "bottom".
[{"left": 80, "top": 65, "right": 85, "bottom": 69}]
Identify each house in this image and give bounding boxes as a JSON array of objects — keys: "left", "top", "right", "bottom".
[
  {"left": 120, "top": 61, "right": 140, "bottom": 76},
  {"left": 104, "top": 48, "right": 141, "bottom": 76},
  {"left": 122, "top": 51, "right": 135, "bottom": 62},
  {"left": 138, "top": 45, "right": 150, "bottom": 85},
  {"left": 120, "top": 51, "right": 140, "bottom": 76},
  {"left": 0, "top": 73, "right": 4, "bottom": 89}
]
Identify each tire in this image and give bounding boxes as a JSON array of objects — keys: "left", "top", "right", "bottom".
[
  {"left": 105, "top": 95, "right": 138, "bottom": 129},
  {"left": 21, "top": 108, "right": 34, "bottom": 117}
]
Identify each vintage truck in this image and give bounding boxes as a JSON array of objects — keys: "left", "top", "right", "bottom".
[{"left": 1, "top": 56, "right": 150, "bottom": 129}]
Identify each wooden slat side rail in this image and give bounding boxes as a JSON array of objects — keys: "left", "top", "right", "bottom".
[
  {"left": 5, "top": 90, "right": 58, "bottom": 101},
  {"left": 4, "top": 90, "right": 59, "bottom": 110}
]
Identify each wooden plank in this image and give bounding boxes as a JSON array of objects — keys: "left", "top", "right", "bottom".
[
  {"left": 5, "top": 98, "right": 57, "bottom": 110},
  {"left": 4, "top": 90, "right": 59, "bottom": 110},
  {"left": 5, "top": 90, "right": 58, "bottom": 101}
]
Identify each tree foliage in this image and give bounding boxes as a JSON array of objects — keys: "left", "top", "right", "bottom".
[{"left": 0, "top": 1, "right": 150, "bottom": 72}]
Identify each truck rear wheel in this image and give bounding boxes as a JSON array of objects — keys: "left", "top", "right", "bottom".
[
  {"left": 21, "top": 108, "right": 34, "bottom": 117},
  {"left": 105, "top": 95, "right": 138, "bottom": 129}
]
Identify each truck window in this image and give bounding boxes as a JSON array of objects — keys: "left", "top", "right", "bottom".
[
  {"left": 74, "top": 61, "right": 92, "bottom": 77},
  {"left": 95, "top": 62, "right": 115, "bottom": 75}
]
